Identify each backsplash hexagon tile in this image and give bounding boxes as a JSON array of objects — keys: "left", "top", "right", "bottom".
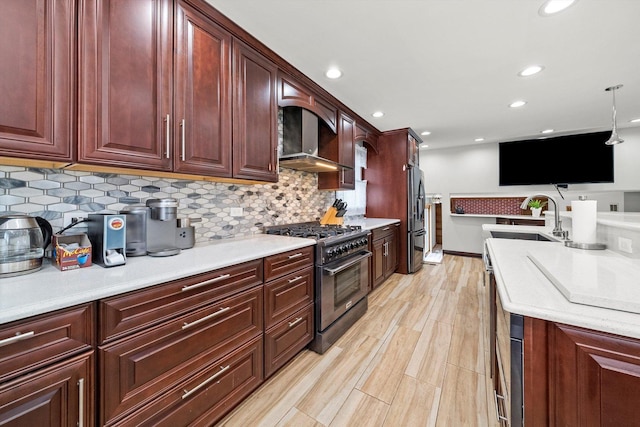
[{"left": 0, "top": 166, "right": 335, "bottom": 242}]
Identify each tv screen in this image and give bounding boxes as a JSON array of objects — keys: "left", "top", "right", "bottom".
[{"left": 499, "top": 131, "right": 614, "bottom": 186}]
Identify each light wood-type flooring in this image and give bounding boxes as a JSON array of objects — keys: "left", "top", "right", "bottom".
[{"left": 218, "top": 254, "right": 499, "bottom": 426}]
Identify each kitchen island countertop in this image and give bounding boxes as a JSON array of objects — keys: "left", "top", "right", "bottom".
[
  {"left": 484, "top": 224, "right": 640, "bottom": 339},
  {"left": 0, "top": 234, "right": 315, "bottom": 325}
]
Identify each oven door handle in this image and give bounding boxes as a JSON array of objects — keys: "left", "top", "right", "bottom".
[{"left": 323, "top": 251, "right": 372, "bottom": 276}]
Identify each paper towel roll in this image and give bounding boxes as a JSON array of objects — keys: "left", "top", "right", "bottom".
[{"left": 571, "top": 200, "right": 597, "bottom": 244}]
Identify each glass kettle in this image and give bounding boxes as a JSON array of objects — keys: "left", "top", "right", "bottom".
[{"left": 0, "top": 215, "right": 52, "bottom": 277}]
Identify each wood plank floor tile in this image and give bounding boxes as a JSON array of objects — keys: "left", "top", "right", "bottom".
[
  {"left": 357, "top": 326, "right": 421, "bottom": 403},
  {"left": 328, "top": 389, "right": 389, "bottom": 427},
  {"left": 435, "top": 364, "right": 490, "bottom": 426},
  {"left": 405, "top": 319, "right": 453, "bottom": 387},
  {"left": 384, "top": 375, "right": 441, "bottom": 427},
  {"left": 427, "top": 290, "right": 459, "bottom": 325}
]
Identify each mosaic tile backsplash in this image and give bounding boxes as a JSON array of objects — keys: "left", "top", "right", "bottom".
[
  {"left": 0, "top": 166, "right": 335, "bottom": 242},
  {"left": 450, "top": 197, "right": 537, "bottom": 215}
]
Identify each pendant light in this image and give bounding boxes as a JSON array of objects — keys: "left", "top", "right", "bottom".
[{"left": 604, "top": 84, "right": 624, "bottom": 145}]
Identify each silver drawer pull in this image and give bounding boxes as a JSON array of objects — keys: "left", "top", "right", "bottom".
[
  {"left": 78, "top": 378, "right": 85, "bottom": 427},
  {"left": 287, "top": 253, "right": 303, "bottom": 259},
  {"left": 182, "top": 307, "right": 230, "bottom": 330},
  {"left": 165, "top": 114, "right": 170, "bottom": 159},
  {"left": 288, "top": 276, "right": 303, "bottom": 284},
  {"left": 382, "top": 227, "right": 390, "bottom": 231},
  {"left": 182, "top": 365, "right": 230, "bottom": 399},
  {"left": 181, "top": 274, "right": 231, "bottom": 292},
  {"left": 288, "top": 317, "right": 303, "bottom": 328},
  {"left": 0, "top": 331, "right": 35, "bottom": 348}
]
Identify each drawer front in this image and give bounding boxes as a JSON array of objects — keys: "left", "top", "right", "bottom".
[
  {"left": 0, "top": 303, "right": 95, "bottom": 384},
  {"left": 100, "top": 286, "right": 263, "bottom": 426},
  {"left": 99, "top": 259, "right": 263, "bottom": 343},
  {"left": 118, "top": 336, "right": 263, "bottom": 427},
  {"left": 264, "top": 265, "right": 314, "bottom": 329},
  {"left": 264, "top": 246, "right": 314, "bottom": 281},
  {"left": 371, "top": 225, "right": 394, "bottom": 241},
  {"left": 264, "top": 303, "right": 314, "bottom": 378}
]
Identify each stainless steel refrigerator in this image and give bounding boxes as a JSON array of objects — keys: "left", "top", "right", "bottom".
[{"left": 407, "top": 165, "right": 426, "bottom": 273}]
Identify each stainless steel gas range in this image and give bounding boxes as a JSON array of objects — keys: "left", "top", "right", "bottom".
[{"left": 265, "top": 222, "right": 371, "bottom": 354}]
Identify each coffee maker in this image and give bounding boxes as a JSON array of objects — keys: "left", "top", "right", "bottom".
[
  {"left": 87, "top": 214, "right": 127, "bottom": 267},
  {"left": 145, "top": 198, "right": 181, "bottom": 257}
]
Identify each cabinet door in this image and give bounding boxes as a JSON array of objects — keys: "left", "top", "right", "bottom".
[
  {"left": 548, "top": 323, "right": 640, "bottom": 427},
  {"left": 318, "top": 111, "right": 355, "bottom": 190},
  {"left": 408, "top": 134, "right": 420, "bottom": 166},
  {"left": 0, "top": 0, "right": 74, "bottom": 162},
  {"left": 173, "top": 1, "right": 232, "bottom": 176},
  {"left": 386, "top": 232, "right": 398, "bottom": 277},
  {"left": 0, "top": 351, "right": 94, "bottom": 427},
  {"left": 232, "top": 40, "right": 278, "bottom": 182},
  {"left": 78, "top": 0, "right": 173, "bottom": 170},
  {"left": 372, "top": 238, "right": 385, "bottom": 289}
]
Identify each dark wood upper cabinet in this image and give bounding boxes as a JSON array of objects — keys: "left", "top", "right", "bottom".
[
  {"left": 277, "top": 72, "right": 337, "bottom": 133},
  {"left": 318, "top": 110, "right": 355, "bottom": 190},
  {"left": 0, "top": 0, "right": 75, "bottom": 162},
  {"left": 173, "top": 0, "right": 232, "bottom": 176},
  {"left": 232, "top": 40, "right": 278, "bottom": 182},
  {"left": 355, "top": 122, "right": 379, "bottom": 153},
  {"left": 78, "top": 0, "right": 174, "bottom": 170}
]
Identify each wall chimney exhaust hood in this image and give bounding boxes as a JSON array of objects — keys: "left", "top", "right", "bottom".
[{"left": 279, "top": 107, "right": 351, "bottom": 173}]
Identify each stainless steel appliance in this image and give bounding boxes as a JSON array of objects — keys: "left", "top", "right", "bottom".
[
  {"left": 407, "top": 165, "right": 426, "bottom": 273},
  {"left": 87, "top": 214, "right": 127, "bottom": 267},
  {"left": 265, "top": 222, "right": 371, "bottom": 354},
  {"left": 0, "top": 215, "right": 52, "bottom": 277},
  {"left": 145, "top": 198, "right": 181, "bottom": 257},
  {"left": 485, "top": 242, "right": 523, "bottom": 427}
]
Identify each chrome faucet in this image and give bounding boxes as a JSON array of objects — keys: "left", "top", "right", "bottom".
[{"left": 520, "top": 193, "right": 568, "bottom": 239}]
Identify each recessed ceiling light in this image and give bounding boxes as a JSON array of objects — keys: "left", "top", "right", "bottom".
[
  {"left": 474, "top": 138, "right": 484, "bottom": 142},
  {"left": 509, "top": 100, "right": 527, "bottom": 108},
  {"left": 541, "top": 129, "right": 554, "bottom": 134},
  {"left": 372, "top": 111, "right": 384, "bottom": 118},
  {"left": 421, "top": 131, "right": 431, "bottom": 136},
  {"left": 630, "top": 118, "right": 640, "bottom": 123},
  {"left": 539, "top": 0, "right": 577, "bottom": 16},
  {"left": 325, "top": 67, "right": 342, "bottom": 79},
  {"left": 519, "top": 65, "right": 545, "bottom": 77}
]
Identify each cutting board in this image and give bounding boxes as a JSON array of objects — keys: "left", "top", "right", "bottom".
[{"left": 527, "top": 247, "right": 640, "bottom": 314}]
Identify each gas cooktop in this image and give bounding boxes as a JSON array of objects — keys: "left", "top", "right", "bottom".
[{"left": 263, "top": 222, "right": 363, "bottom": 241}]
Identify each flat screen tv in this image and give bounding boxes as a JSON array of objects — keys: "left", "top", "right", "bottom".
[{"left": 499, "top": 131, "right": 614, "bottom": 186}]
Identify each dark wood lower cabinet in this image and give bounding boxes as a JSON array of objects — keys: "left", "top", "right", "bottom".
[
  {"left": 0, "top": 351, "right": 94, "bottom": 427},
  {"left": 523, "top": 318, "right": 640, "bottom": 427},
  {"left": 370, "top": 224, "right": 399, "bottom": 290}
]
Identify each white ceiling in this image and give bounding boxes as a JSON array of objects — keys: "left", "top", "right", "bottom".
[{"left": 205, "top": 0, "right": 640, "bottom": 150}]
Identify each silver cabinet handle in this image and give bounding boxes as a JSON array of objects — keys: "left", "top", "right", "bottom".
[
  {"left": 181, "top": 274, "right": 231, "bottom": 292},
  {"left": 382, "top": 227, "right": 390, "bottom": 231},
  {"left": 288, "top": 276, "right": 303, "bottom": 284},
  {"left": 288, "top": 317, "right": 303, "bottom": 328},
  {"left": 165, "top": 114, "right": 170, "bottom": 159},
  {"left": 182, "top": 307, "right": 230, "bottom": 330},
  {"left": 78, "top": 378, "right": 85, "bottom": 427},
  {"left": 288, "top": 253, "right": 303, "bottom": 259},
  {"left": 181, "top": 119, "right": 186, "bottom": 161},
  {"left": 182, "top": 365, "right": 230, "bottom": 399},
  {"left": 0, "top": 330, "right": 35, "bottom": 348}
]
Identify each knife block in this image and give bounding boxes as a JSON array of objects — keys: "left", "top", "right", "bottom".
[{"left": 320, "top": 207, "right": 344, "bottom": 225}]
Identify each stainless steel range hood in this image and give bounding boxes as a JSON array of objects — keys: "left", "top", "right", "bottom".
[{"left": 279, "top": 107, "right": 349, "bottom": 173}]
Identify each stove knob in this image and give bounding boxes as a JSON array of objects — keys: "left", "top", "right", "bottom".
[{"left": 327, "top": 249, "right": 334, "bottom": 258}]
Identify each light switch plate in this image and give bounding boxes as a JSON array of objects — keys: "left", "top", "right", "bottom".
[
  {"left": 618, "top": 237, "right": 633, "bottom": 253},
  {"left": 230, "top": 207, "right": 243, "bottom": 217}
]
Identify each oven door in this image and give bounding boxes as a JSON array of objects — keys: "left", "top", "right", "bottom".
[{"left": 317, "top": 251, "right": 371, "bottom": 331}]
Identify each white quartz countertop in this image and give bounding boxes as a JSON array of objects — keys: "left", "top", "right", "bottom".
[
  {"left": 344, "top": 218, "right": 400, "bottom": 230},
  {"left": 484, "top": 227, "right": 640, "bottom": 339},
  {"left": 0, "top": 234, "right": 315, "bottom": 325}
]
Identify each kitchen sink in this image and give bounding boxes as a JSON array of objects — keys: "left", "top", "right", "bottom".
[{"left": 490, "top": 231, "right": 554, "bottom": 242}]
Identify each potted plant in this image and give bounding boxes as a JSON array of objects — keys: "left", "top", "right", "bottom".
[{"left": 527, "top": 199, "right": 547, "bottom": 217}]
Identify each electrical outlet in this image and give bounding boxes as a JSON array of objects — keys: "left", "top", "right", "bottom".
[
  {"left": 63, "top": 212, "right": 89, "bottom": 227},
  {"left": 230, "top": 207, "right": 243, "bottom": 217},
  {"left": 618, "top": 237, "right": 633, "bottom": 254}
]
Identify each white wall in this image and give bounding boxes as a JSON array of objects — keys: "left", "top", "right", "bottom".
[{"left": 420, "top": 126, "right": 640, "bottom": 254}]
